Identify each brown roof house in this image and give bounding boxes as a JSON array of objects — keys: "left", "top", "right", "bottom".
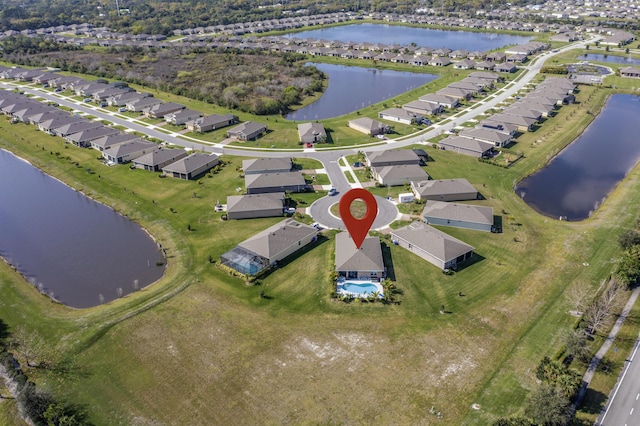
[
  {"left": 220, "top": 219, "right": 317, "bottom": 275},
  {"left": 411, "top": 178, "right": 478, "bottom": 201},
  {"left": 422, "top": 200, "right": 494, "bottom": 232},
  {"left": 335, "top": 232, "right": 385, "bottom": 281},
  {"left": 391, "top": 221, "right": 474, "bottom": 270},
  {"left": 226, "top": 193, "right": 285, "bottom": 219},
  {"left": 162, "top": 153, "right": 219, "bottom": 179}
]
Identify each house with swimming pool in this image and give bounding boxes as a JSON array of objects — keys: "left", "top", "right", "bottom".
[
  {"left": 220, "top": 218, "right": 318, "bottom": 276},
  {"left": 335, "top": 232, "right": 385, "bottom": 281}
]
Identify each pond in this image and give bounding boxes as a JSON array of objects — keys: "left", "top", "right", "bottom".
[
  {"left": 0, "top": 149, "right": 165, "bottom": 308},
  {"left": 515, "top": 94, "right": 640, "bottom": 221},
  {"left": 286, "top": 63, "right": 437, "bottom": 120},
  {"left": 577, "top": 54, "right": 640, "bottom": 66},
  {"left": 287, "top": 23, "right": 532, "bottom": 52}
]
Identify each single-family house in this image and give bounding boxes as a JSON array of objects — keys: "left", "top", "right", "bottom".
[
  {"left": 402, "top": 100, "right": 443, "bottom": 116},
  {"left": 418, "top": 93, "right": 459, "bottom": 109},
  {"left": 335, "top": 232, "right": 385, "bottom": 281},
  {"left": 226, "top": 193, "right": 285, "bottom": 219},
  {"left": 503, "top": 107, "right": 542, "bottom": 123},
  {"left": 439, "top": 136, "right": 495, "bottom": 158},
  {"left": 372, "top": 164, "right": 429, "bottom": 186},
  {"left": 164, "top": 109, "right": 202, "bottom": 126},
  {"left": 391, "top": 222, "right": 474, "bottom": 270},
  {"left": 38, "top": 114, "right": 86, "bottom": 132},
  {"left": 620, "top": 67, "right": 640, "bottom": 78},
  {"left": 245, "top": 171, "right": 307, "bottom": 194},
  {"left": 144, "top": 102, "right": 185, "bottom": 119},
  {"left": 220, "top": 219, "right": 317, "bottom": 275},
  {"left": 227, "top": 121, "right": 267, "bottom": 141},
  {"left": 365, "top": 149, "right": 422, "bottom": 168},
  {"left": 411, "top": 178, "right": 478, "bottom": 201},
  {"left": 494, "top": 63, "right": 518, "bottom": 73},
  {"left": 488, "top": 113, "right": 536, "bottom": 132},
  {"left": 161, "top": 153, "right": 219, "bottom": 179},
  {"left": 90, "top": 133, "right": 140, "bottom": 151},
  {"left": 468, "top": 71, "right": 504, "bottom": 83},
  {"left": 428, "top": 56, "right": 452, "bottom": 67},
  {"left": 64, "top": 126, "right": 120, "bottom": 147},
  {"left": 102, "top": 140, "right": 159, "bottom": 164},
  {"left": 486, "top": 52, "right": 507, "bottom": 62},
  {"left": 458, "top": 128, "right": 512, "bottom": 147},
  {"left": 126, "top": 97, "right": 162, "bottom": 112},
  {"left": 453, "top": 59, "right": 476, "bottom": 70},
  {"left": 50, "top": 120, "right": 104, "bottom": 137},
  {"left": 107, "top": 91, "right": 150, "bottom": 107},
  {"left": 348, "top": 117, "right": 389, "bottom": 136},
  {"left": 437, "top": 87, "right": 474, "bottom": 101},
  {"left": 506, "top": 53, "right": 528, "bottom": 63},
  {"left": 242, "top": 157, "right": 292, "bottom": 175},
  {"left": 422, "top": 200, "right": 494, "bottom": 232},
  {"left": 132, "top": 148, "right": 188, "bottom": 172},
  {"left": 378, "top": 108, "right": 423, "bottom": 125},
  {"left": 474, "top": 61, "right": 495, "bottom": 71},
  {"left": 479, "top": 120, "right": 519, "bottom": 136},
  {"left": 186, "top": 114, "right": 239, "bottom": 133},
  {"left": 297, "top": 122, "right": 327, "bottom": 143}
]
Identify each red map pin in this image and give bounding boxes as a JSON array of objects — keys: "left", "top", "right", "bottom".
[{"left": 339, "top": 188, "right": 378, "bottom": 249}]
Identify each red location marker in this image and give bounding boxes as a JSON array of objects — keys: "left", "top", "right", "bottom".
[{"left": 339, "top": 188, "right": 378, "bottom": 250}]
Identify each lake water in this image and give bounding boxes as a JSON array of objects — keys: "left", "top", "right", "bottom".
[
  {"left": 286, "top": 63, "right": 437, "bottom": 120},
  {"left": 515, "top": 94, "right": 640, "bottom": 221},
  {"left": 287, "top": 23, "right": 532, "bottom": 52},
  {"left": 577, "top": 54, "right": 640, "bottom": 66},
  {"left": 0, "top": 149, "right": 165, "bottom": 308}
]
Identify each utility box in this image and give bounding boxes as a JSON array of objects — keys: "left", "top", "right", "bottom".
[{"left": 398, "top": 193, "right": 414, "bottom": 203}]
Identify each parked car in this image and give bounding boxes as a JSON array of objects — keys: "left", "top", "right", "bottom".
[
  {"left": 118, "top": 107, "right": 127, "bottom": 112},
  {"left": 284, "top": 207, "right": 296, "bottom": 215},
  {"left": 83, "top": 98, "right": 92, "bottom": 102},
  {"left": 352, "top": 162, "right": 363, "bottom": 167}
]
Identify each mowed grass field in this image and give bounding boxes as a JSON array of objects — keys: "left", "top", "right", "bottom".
[{"left": 1, "top": 82, "right": 640, "bottom": 424}]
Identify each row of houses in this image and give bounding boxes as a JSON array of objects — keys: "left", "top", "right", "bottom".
[
  {"left": 0, "top": 89, "right": 221, "bottom": 179},
  {"left": 439, "top": 77, "right": 576, "bottom": 157},
  {"left": 360, "top": 71, "right": 506, "bottom": 132}
]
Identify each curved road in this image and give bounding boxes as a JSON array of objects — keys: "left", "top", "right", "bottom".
[{"left": 4, "top": 37, "right": 594, "bottom": 229}]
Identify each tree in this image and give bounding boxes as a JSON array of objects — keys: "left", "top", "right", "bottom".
[
  {"left": 618, "top": 229, "right": 640, "bottom": 249},
  {"left": 563, "top": 329, "right": 590, "bottom": 362},
  {"left": 9, "top": 325, "right": 46, "bottom": 368},
  {"left": 525, "top": 384, "right": 572, "bottom": 426},
  {"left": 566, "top": 281, "right": 591, "bottom": 314}
]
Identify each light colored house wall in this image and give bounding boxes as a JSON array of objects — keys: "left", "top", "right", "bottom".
[
  {"left": 424, "top": 216, "right": 492, "bottom": 232},
  {"left": 394, "top": 237, "right": 445, "bottom": 269}
]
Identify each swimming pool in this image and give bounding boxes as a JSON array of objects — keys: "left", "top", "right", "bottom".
[{"left": 338, "top": 281, "right": 384, "bottom": 298}]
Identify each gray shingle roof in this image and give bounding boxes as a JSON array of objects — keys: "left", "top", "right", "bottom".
[
  {"left": 245, "top": 171, "right": 305, "bottom": 189},
  {"left": 411, "top": 179, "right": 477, "bottom": 199},
  {"left": 242, "top": 157, "right": 292, "bottom": 174},
  {"left": 391, "top": 222, "right": 474, "bottom": 263},
  {"left": 227, "top": 193, "right": 284, "bottom": 214},
  {"left": 239, "top": 218, "right": 317, "bottom": 260},
  {"left": 133, "top": 148, "right": 187, "bottom": 167},
  {"left": 335, "top": 232, "right": 384, "bottom": 273},
  {"left": 162, "top": 153, "right": 218, "bottom": 174},
  {"left": 423, "top": 201, "right": 493, "bottom": 225}
]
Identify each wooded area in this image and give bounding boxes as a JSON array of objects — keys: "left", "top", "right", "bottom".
[
  {"left": 0, "top": 0, "right": 534, "bottom": 34},
  {"left": 2, "top": 37, "right": 325, "bottom": 115}
]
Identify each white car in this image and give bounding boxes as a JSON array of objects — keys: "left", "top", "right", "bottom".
[{"left": 328, "top": 188, "right": 337, "bottom": 196}]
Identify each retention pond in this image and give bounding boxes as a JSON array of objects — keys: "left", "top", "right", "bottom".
[
  {"left": 515, "top": 94, "right": 640, "bottom": 221},
  {"left": 0, "top": 148, "right": 165, "bottom": 308}
]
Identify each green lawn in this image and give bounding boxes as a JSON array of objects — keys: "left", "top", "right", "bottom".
[{"left": 1, "top": 74, "right": 640, "bottom": 425}]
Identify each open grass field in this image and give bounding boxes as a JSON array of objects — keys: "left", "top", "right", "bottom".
[{"left": 1, "top": 76, "right": 640, "bottom": 425}]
